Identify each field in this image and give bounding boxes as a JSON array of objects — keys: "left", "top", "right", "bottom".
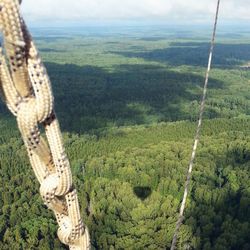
[{"left": 0, "top": 25, "right": 250, "bottom": 249}]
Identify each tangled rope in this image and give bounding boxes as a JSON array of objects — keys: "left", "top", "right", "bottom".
[{"left": 0, "top": 0, "right": 90, "bottom": 249}]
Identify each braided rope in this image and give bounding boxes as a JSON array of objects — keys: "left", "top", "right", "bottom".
[
  {"left": 170, "top": 1, "right": 221, "bottom": 249},
  {"left": 0, "top": 0, "right": 90, "bottom": 249}
]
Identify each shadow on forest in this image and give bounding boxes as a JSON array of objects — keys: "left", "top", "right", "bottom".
[
  {"left": 182, "top": 189, "right": 248, "bottom": 250},
  {"left": 133, "top": 186, "right": 152, "bottom": 200},
  {"left": 39, "top": 48, "right": 65, "bottom": 53},
  {"left": 89, "top": 144, "right": 250, "bottom": 249},
  {"left": 34, "top": 36, "right": 72, "bottom": 43},
  {"left": 110, "top": 42, "right": 250, "bottom": 67},
  {"left": 40, "top": 62, "right": 225, "bottom": 134},
  {"left": 182, "top": 148, "right": 250, "bottom": 250},
  {"left": 138, "top": 36, "right": 167, "bottom": 41}
]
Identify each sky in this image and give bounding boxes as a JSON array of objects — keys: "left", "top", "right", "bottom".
[{"left": 21, "top": 0, "right": 250, "bottom": 27}]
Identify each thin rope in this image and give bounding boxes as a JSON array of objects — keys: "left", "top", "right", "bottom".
[{"left": 170, "top": 1, "right": 221, "bottom": 249}]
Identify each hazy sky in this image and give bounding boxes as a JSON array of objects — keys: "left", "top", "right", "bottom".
[{"left": 21, "top": 0, "right": 250, "bottom": 26}]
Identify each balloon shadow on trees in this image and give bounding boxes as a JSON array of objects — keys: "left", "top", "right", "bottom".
[{"left": 133, "top": 186, "right": 152, "bottom": 200}]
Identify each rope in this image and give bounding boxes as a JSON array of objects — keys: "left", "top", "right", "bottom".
[
  {"left": 0, "top": 0, "right": 90, "bottom": 249},
  {"left": 170, "top": 1, "right": 221, "bottom": 249}
]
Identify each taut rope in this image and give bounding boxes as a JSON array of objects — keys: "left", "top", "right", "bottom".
[{"left": 170, "top": 0, "right": 221, "bottom": 249}]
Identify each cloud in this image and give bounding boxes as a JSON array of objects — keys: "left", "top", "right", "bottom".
[{"left": 21, "top": 0, "right": 250, "bottom": 24}]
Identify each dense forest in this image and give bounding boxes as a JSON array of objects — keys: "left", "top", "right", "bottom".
[{"left": 0, "top": 26, "right": 250, "bottom": 249}]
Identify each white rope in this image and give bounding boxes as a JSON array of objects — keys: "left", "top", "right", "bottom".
[
  {"left": 170, "top": 1, "right": 221, "bottom": 249},
  {"left": 0, "top": 0, "right": 90, "bottom": 249}
]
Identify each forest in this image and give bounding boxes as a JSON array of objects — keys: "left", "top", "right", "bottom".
[{"left": 0, "top": 25, "right": 250, "bottom": 249}]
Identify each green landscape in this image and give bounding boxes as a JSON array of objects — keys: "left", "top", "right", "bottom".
[{"left": 0, "top": 25, "right": 250, "bottom": 249}]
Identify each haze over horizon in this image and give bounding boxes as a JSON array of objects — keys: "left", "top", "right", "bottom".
[{"left": 21, "top": 0, "right": 250, "bottom": 27}]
